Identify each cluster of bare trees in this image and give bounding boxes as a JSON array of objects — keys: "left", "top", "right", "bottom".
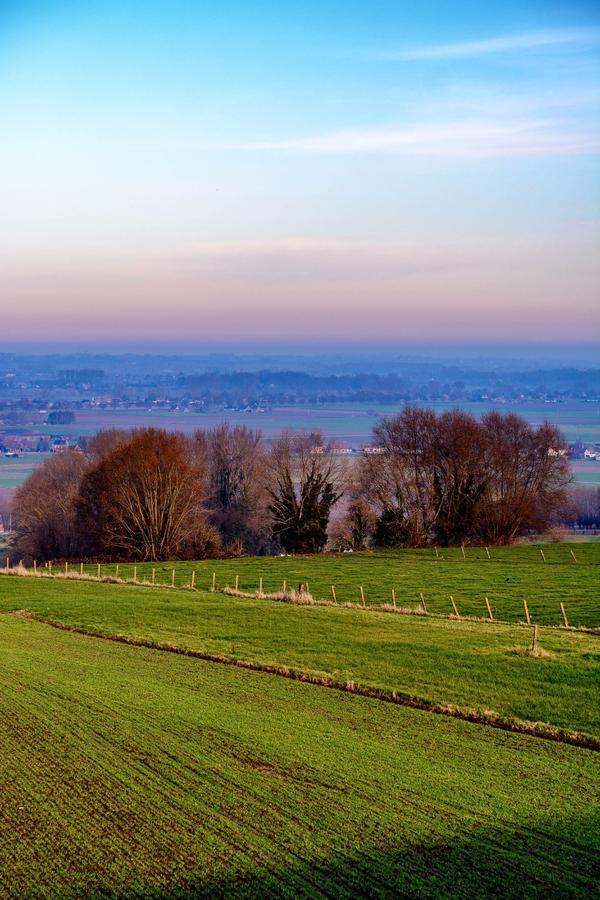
[
  {"left": 12, "top": 426, "right": 340, "bottom": 562},
  {"left": 567, "top": 485, "right": 600, "bottom": 529},
  {"left": 0, "top": 488, "right": 13, "bottom": 534},
  {"left": 339, "top": 408, "right": 570, "bottom": 549},
  {"left": 12, "top": 408, "right": 571, "bottom": 562}
]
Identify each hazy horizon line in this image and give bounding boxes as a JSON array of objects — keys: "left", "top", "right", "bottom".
[{"left": 2, "top": 339, "right": 599, "bottom": 361}]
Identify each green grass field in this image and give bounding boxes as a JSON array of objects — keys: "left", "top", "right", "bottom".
[
  {"left": 1, "top": 543, "right": 599, "bottom": 896},
  {"left": 66, "top": 543, "right": 600, "bottom": 628},
  {"left": 2, "top": 571, "right": 599, "bottom": 738},
  {"left": 0, "top": 613, "right": 598, "bottom": 897}
]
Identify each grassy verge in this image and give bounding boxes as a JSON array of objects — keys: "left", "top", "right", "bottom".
[
  {"left": 2, "top": 576, "right": 598, "bottom": 738},
  {"left": 44, "top": 542, "right": 600, "bottom": 627},
  {"left": 0, "top": 614, "right": 598, "bottom": 897},
  {"left": 19, "top": 609, "right": 599, "bottom": 750}
]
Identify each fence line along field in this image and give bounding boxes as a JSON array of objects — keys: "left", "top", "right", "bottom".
[
  {"left": 0, "top": 612, "right": 598, "bottom": 897},
  {"left": 10, "top": 543, "right": 599, "bottom": 628}
]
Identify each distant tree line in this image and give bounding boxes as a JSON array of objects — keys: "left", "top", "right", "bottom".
[
  {"left": 177, "top": 368, "right": 600, "bottom": 403},
  {"left": 12, "top": 409, "right": 571, "bottom": 562},
  {"left": 566, "top": 485, "right": 600, "bottom": 530},
  {"left": 47, "top": 410, "right": 75, "bottom": 425}
]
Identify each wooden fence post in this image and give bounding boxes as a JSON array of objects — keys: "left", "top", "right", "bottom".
[
  {"left": 258, "top": 576, "right": 263, "bottom": 595},
  {"left": 391, "top": 588, "right": 396, "bottom": 609},
  {"left": 450, "top": 595, "right": 459, "bottom": 617},
  {"left": 360, "top": 586, "right": 366, "bottom": 607},
  {"left": 531, "top": 624, "right": 539, "bottom": 655},
  {"left": 80, "top": 562, "right": 83, "bottom": 576},
  {"left": 190, "top": 570, "right": 195, "bottom": 590},
  {"left": 281, "top": 578, "right": 286, "bottom": 593},
  {"left": 434, "top": 546, "right": 439, "bottom": 559},
  {"left": 331, "top": 585, "right": 337, "bottom": 603},
  {"left": 539, "top": 548, "right": 546, "bottom": 562},
  {"left": 419, "top": 591, "right": 427, "bottom": 613},
  {"left": 523, "top": 599, "right": 531, "bottom": 626},
  {"left": 152, "top": 568, "right": 156, "bottom": 585},
  {"left": 133, "top": 565, "right": 137, "bottom": 583},
  {"left": 560, "top": 602, "right": 569, "bottom": 628},
  {"left": 461, "top": 545, "right": 466, "bottom": 559},
  {"left": 212, "top": 572, "right": 216, "bottom": 592},
  {"left": 65, "top": 561, "right": 68, "bottom": 575},
  {"left": 97, "top": 563, "right": 101, "bottom": 579},
  {"left": 235, "top": 574, "right": 239, "bottom": 591},
  {"left": 115, "top": 564, "right": 120, "bottom": 579},
  {"left": 33, "top": 560, "right": 37, "bottom": 574},
  {"left": 49, "top": 561, "right": 52, "bottom": 575},
  {"left": 485, "top": 597, "right": 494, "bottom": 621},
  {"left": 172, "top": 569, "right": 176, "bottom": 588}
]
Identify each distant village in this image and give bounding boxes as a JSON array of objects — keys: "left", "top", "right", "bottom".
[
  {"left": 1, "top": 434, "right": 76, "bottom": 457},
  {"left": 568, "top": 440, "right": 600, "bottom": 462},
  {"left": 2, "top": 430, "right": 600, "bottom": 462},
  {"left": 0, "top": 431, "right": 386, "bottom": 458}
]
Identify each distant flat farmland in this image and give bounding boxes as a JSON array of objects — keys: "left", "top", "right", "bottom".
[
  {"left": 5, "top": 399, "right": 595, "bottom": 488},
  {"left": 33, "top": 398, "right": 600, "bottom": 443},
  {"left": 0, "top": 452, "right": 51, "bottom": 489},
  {"left": 570, "top": 460, "right": 600, "bottom": 485},
  {"left": 3, "top": 401, "right": 599, "bottom": 488}
]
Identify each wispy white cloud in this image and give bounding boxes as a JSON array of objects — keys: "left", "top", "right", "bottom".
[
  {"left": 237, "top": 119, "right": 600, "bottom": 158},
  {"left": 151, "top": 238, "right": 479, "bottom": 272},
  {"left": 377, "top": 27, "right": 600, "bottom": 62}
]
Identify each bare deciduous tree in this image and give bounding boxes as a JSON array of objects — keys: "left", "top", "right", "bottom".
[
  {"left": 365, "top": 407, "right": 438, "bottom": 546},
  {"left": 0, "top": 487, "right": 13, "bottom": 534},
  {"left": 194, "top": 425, "right": 269, "bottom": 554},
  {"left": 476, "top": 413, "right": 571, "bottom": 544},
  {"left": 83, "top": 428, "right": 133, "bottom": 462},
  {"left": 431, "top": 411, "right": 488, "bottom": 546},
  {"left": 77, "top": 429, "right": 219, "bottom": 560},
  {"left": 13, "top": 450, "right": 88, "bottom": 561}
]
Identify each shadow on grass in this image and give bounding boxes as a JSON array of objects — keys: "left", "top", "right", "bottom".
[{"left": 135, "top": 817, "right": 598, "bottom": 899}]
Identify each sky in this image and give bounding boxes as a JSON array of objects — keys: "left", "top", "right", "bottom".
[{"left": 1, "top": 0, "right": 599, "bottom": 345}]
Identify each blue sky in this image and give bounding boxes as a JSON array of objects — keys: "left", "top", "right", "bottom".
[{"left": 1, "top": 1, "right": 599, "bottom": 342}]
